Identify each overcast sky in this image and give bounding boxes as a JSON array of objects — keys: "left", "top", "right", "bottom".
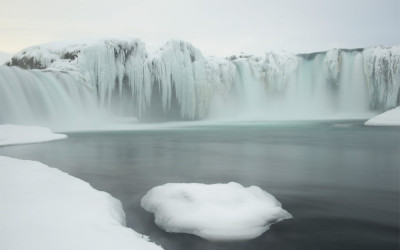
[{"left": 0, "top": 0, "right": 399, "bottom": 56}]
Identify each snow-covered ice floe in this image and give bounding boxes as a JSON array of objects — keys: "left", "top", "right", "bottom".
[
  {"left": 365, "top": 107, "right": 400, "bottom": 126},
  {"left": 0, "top": 124, "right": 67, "bottom": 146},
  {"left": 0, "top": 156, "right": 163, "bottom": 250},
  {"left": 141, "top": 182, "right": 292, "bottom": 241}
]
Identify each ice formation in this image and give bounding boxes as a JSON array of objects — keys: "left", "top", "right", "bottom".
[
  {"left": 2, "top": 38, "right": 399, "bottom": 124},
  {"left": 0, "top": 51, "right": 12, "bottom": 65},
  {"left": 322, "top": 49, "right": 341, "bottom": 85},
  {"left": 246, "top": 51, "right": 298, "bottom": 93},
  {"left": 0, "top": 124, "right": 67, "bottom": 146},
  {"left": 0, "top": 156, "right": 163, "bottom": 250},
  {"left": 365, "top": 106, "right": 400, "bottom": 126},
  {"left": 6, "top": 38, "right": 236, "bottom": 120},
  {"left": 363, "top": 46, "right": 400, "bottom": 111},
  {"left": 141, "top": 182, "right": 292, "bottom": 241}
]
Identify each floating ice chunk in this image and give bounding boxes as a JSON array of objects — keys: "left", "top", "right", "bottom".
[
  {"left": 141, "top": 182, "right": 292, "bottom": 241},
  {"left": 365, "top": 106, "right": 400, "bottom": 126},
  {"left": 0, "top": 156, "right": 163, "bottom": 250},
  {"left": 0, "top": 124, "right": 67, "bottom": 146}
]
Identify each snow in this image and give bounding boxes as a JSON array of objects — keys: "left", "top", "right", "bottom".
[
  {"left": 0, "top": 51, "right": 12, "bottom": 65},
  {"left": 0, "top": 155, "right": 163, "bottom": 250},
  {"left": 141, "top": 182, "right": 292, "bottom": 241},
  {"left": 365, "top": 106, "right": 400, "bottom": 126},
  {"left": 0, "top": 124, "right": 67, "bottom": 146}
]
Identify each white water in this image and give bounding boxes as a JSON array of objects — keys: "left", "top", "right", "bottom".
[
  {"left": 210, "top": 51, "right": 376, "bottom": 121},
  {"left": 0, "top": 66, "right": 101, "bottom": 128}
]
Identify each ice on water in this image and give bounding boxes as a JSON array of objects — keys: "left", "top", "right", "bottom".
[{"left": 141, "top": 182, "right": 292, "bottom": 241}]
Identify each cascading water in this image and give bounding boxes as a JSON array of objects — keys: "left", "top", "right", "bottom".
[
  {"left": 0, "top": 66, "right": 101, "bottom": 128},
  {"left": 222, "top": 50, "right": 377, "bottom": 121},
  {"left": 337, "top": 51, "right": 370, "bottom": 115}
]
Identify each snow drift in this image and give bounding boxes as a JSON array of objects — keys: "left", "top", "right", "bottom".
[
  {"left": 141, "top": 182, "right": 292, "bottom": 241},
  {"left": 0, "top": 155, "right": 163, "bottom": 250}
]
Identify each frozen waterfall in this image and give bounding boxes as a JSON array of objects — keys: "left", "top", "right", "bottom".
[{"left": 1, "top": 38, "right": 399, "bottom": 127}]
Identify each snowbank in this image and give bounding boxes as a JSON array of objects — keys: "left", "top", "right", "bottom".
[
  {"left": 0, "top": 124, "right": 67, "bottom": 146},
  {"left": 0, "top": 156, "right": 163, "bottom": 250},
  {"left": 365, "top": 107, "right": 400, "bottom": 126},
  {"left": 141, "top": 182, "right": 292, "bottom": 241}
]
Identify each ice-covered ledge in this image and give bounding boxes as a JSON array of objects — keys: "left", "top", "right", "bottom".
[
  {"left": 0, "top": 124, "right": 67, "bottom": 146},
  {"left": 0, "top": 156, "right": 163, "bottom": 250}
]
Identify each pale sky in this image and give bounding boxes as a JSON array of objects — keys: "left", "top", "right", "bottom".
[{"left": 0, "top": 0, "right": 399, "bottom": 56}]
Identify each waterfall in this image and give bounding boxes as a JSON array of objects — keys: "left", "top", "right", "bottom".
[
  {"left": 2, "top": 38, "right": 398, "bottom": 127},
  {"left": 0, "top": 66, "right": 100, "bottom": 128}
]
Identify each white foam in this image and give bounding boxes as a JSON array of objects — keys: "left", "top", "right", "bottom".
[{"left": 141, "top": 182, "right": 292, "bottom": 241}]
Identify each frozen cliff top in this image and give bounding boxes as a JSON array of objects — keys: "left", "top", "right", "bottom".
[
  {"left": 365, "top": 106, "right": 400, "bottom": 126},
  {"left": 7, "top": 37, "right": 144, "bottom": 71},
  {"left": 141, "top": 182, "right": 292, "bottom": 241},
  {"left": 0, "top": 124, "right": 67, "bottom": 146},
  {"left": 0, "top": 156, "right": 163, "bottom": 250}
]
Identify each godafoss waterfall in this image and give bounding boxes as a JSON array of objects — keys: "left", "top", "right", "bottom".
[
  {"left": 1, "top": 38, "right": 399, "bottom": 250},
  {"left": 1, "top": 39, "right": 399, "bottom": 126}
]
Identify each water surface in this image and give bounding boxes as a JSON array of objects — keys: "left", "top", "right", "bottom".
[{"left": 1, "top": 121, "right": 399, "bottom": 250}]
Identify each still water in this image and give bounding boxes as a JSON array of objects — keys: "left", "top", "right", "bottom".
[{"left": 1, "top": 121, "right": 399, "bottom": 250}]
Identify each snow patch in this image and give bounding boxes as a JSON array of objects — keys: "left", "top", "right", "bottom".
[
  {"left": 365, "top": 106, "right": 400, "bottom": 126},
  {"left": 141, "top": 182, "right": 292, "bottom": 241},
  {"left": 0, "top": 51, "right": 12, "bottom": 65},
  {"left": 0, "top": 124, "right": 67, "bottom": 146},
  {"left": 0, "top": 156, "right": 163, "bottom": 250}
]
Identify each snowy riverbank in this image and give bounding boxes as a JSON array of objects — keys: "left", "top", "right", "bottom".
[
  {"left": 0, "top": 124, "right": 67, "bottom": 146},
  {"left": 365, "top": 107, "right": 400, "bottom": 126},
  {"left": 0, "top": 155, "right": 163, "bottom": 250}
]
